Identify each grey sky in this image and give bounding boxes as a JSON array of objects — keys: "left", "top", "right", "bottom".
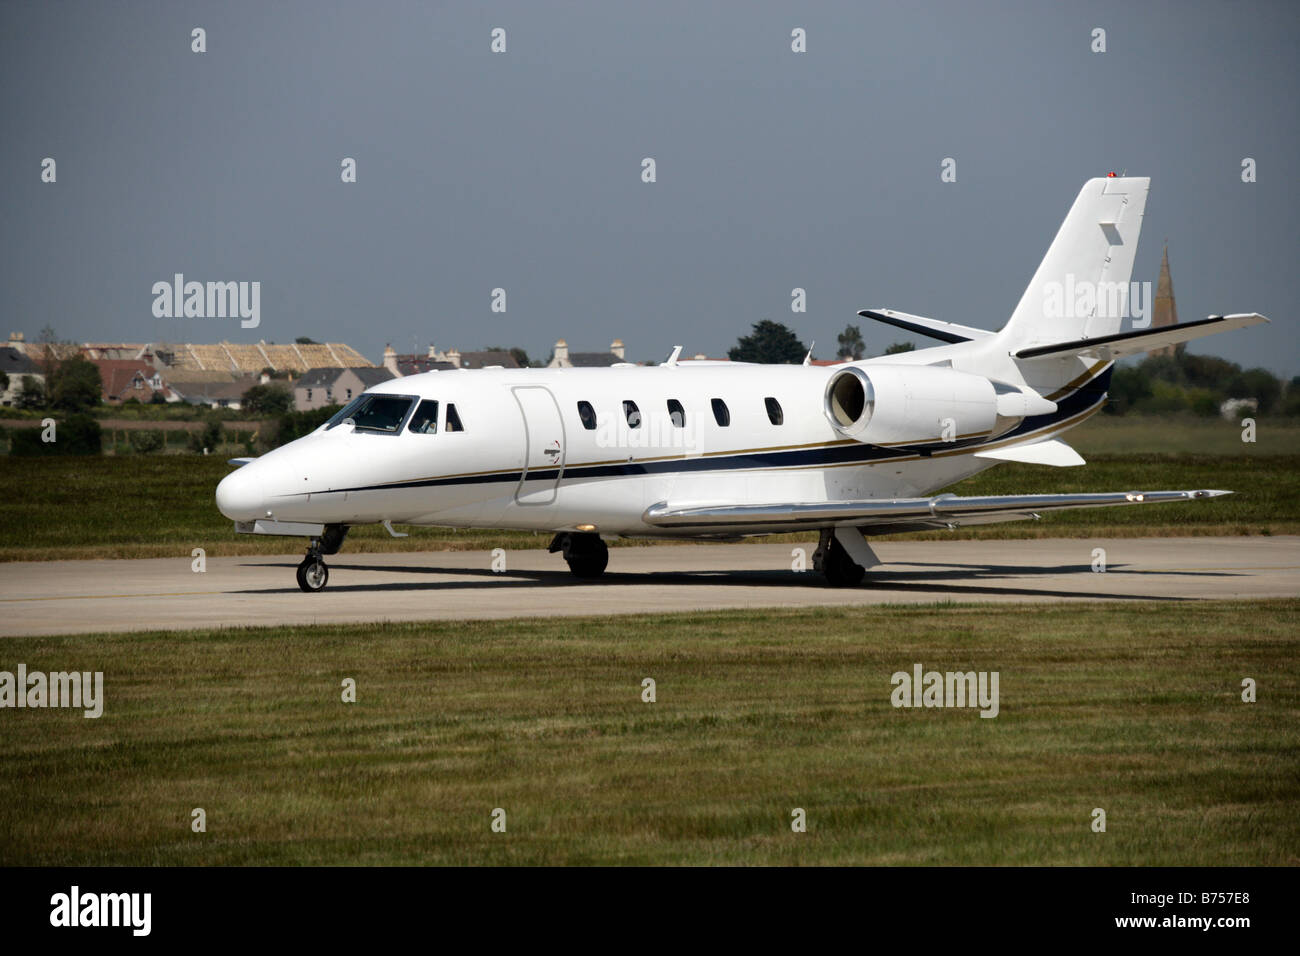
[{"left": 3, "top": 1, "right": 1296, "bottom": 375}]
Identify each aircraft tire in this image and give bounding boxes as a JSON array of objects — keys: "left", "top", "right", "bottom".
[
  {"left": 822, "top": 538, "right": 865, "bottom": 588},
  {"left": 296, "top": 557, "right": 329, "bottom": 592},
  {"left": 565, "top": 535, "right": 609, "bottom": 579}
]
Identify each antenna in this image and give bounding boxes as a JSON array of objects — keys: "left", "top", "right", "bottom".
[
  {"left": 802, "top": 341, "right": 815, "bottom": 366},
  {"left": 664, "top": 345, "right": 682, "bottom": 367}
]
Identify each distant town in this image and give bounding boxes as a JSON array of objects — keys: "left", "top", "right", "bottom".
[{"left": 1, "top": 250, "right": 1295, "bottom": 459}]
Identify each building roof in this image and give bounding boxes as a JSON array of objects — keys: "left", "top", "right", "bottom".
[
  {"left": 352, "top": 366, "right": 397, "bottom": 387},
  {"left": 396, "top": 357, "right": 456, "bottom": 375},
  {"left": 154, "top": 341, "right": 373, "bottom": 374},
  {"left": 456, "top": 350, "right": 520, "bottom": 369},
  {"left": 81, "top": 343, "right": 152, "bottom": 361},
  {"left": 568, "top": 351, "right": 623, "bottom": 367},
  {"left": 93, "top": 360, "right": 162, "bottom": 400},
  {"left": 168, "top": 378, "right": 252, "bottom": 403},
  {"left": 10, "top": 342, "right": 80, "bottom": 364},
  {"left": 0, "top": 347, "right": 37, "bottom": 375},
  {"left": 296, "top": 366, "right": 396, "bottom": 389}
]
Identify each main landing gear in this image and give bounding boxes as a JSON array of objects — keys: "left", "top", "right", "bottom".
[
  {"left": 814, "top": 529, "right": 866, "bottom": 588},
  {"left": 296, "top": 524, "right": 348, "bottom": 593},
  {"left": 549, "top": 532, "right": 609, "bottom": 579}
]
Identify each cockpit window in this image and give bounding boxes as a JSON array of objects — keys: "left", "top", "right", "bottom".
[
  {"left": 408, "top": 399, "right": 439, "bottom": 434},
  {"left": 445, "top": 404, "right": 465, "bottom": 432},
  {"left": 325, "top": 393, "right": 415, "bottom": 433}
]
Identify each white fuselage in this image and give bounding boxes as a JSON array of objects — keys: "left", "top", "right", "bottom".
[{"left": 214, "top": 349, "right": 1108, "bottom": 539}]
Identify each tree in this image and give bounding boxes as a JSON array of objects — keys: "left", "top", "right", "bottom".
[
  {"left": 728, "top": 320, "right": 807, "bottom": 364},
  {"left": 1105, "top": 365, "right": 1153, "bottom": 415},
  {"left": 295, "top": 337, "right": 319, "bottom": 345},
  {"left": 882, "top": 341, "right": 915, "bottom": 355},
  {"left": 1228, "top": 368, "right": 1282, "bottom": 414},
  {"left": 836, "top": 324, "right": 865, "bottom": 361},
  {"left": 128, "top": 430, "right": 165, "bottom": 454},
  {"left": 188, "top": 418, "right": 224, "bottom": 454},
  {"left": 9, "top": 413, "right": 101, "bottom": 456},
  {"left": 48, "top": 356, "right": 102, "bottom": 412},
  {"left": 0, "top": 370, "right": 8, "bottom": 394},
  {"left": 241, "top": 383, "right": 293, "bottom": 416},
  {"left": 16, "top": 376, "right": 44, "bottom": 409}
]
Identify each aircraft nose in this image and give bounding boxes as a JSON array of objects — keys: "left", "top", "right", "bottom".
[{"left": 215, "top": 466, "right": 266, "bottom": 522}]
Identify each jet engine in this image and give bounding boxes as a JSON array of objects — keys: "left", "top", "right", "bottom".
[{"left": 823, "top": 364, "right": 1056, "bottom": 447}]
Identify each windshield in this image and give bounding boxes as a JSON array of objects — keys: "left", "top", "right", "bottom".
[{"left": 325, "top": 394, "right": 415, "bottom": 433}]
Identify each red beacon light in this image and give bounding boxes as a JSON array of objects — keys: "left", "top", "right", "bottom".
[{"left": 1107, "top": 171, "right": 1118, "bottom": 177}]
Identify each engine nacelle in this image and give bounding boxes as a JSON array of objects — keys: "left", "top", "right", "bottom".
[{"left": 824, "top": 364, "right": 1055, "bottom": 446}]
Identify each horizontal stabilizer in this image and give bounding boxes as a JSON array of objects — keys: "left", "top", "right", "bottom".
[
  {"left": 644, "top": 489, "right": 1229, "bottom": 534},
  {"left": 1015, "top": 313, "right": 1268, "bottom": 360},
  {"left": 858, "top": 309, "right": 994, "bottom": 344},
  {"left": 973, "top": 438, "right": 1085, "bottom": 467}
]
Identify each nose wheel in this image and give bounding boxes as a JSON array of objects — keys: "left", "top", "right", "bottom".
[{"left": 296, "top": 538, "right": 329, "bottom": 592}]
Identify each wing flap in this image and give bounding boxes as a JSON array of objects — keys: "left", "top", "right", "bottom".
[{"left": 644, "top": 489, "right": 1229, "bottom": 532}]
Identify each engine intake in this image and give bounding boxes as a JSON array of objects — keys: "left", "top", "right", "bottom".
[{"left": 824, "top": 364, "right": 1051, "bottom": 447}]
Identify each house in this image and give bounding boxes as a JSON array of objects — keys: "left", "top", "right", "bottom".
[
  {"left": 165, "top": 374, "right": 255, "bottom": 409},
  {"left": 294, "top": 367, "right": 396, "bottom": 411},
  {"left": 0, "top": 346, "right": 42, "bottom": 406},
  {"left": 547, "top": 339, "right": 627, "bottom": 368},
  {"left": 382, "top": 344, "right": 519, "bottom": 376},
  {"left": 93, "top": 360, "right": 168, "bottom": 403}
]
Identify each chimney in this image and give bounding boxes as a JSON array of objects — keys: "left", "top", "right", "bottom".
[
  {"left": 610, "top": 338, "right": 625, "bottom": 360},
  {"left": 448, "top": 348, "right": 461, "bottom": 368},
  {"left": 383, "top": 344, "right": 400, "bottom": 376},
  {"left": 554, "top": 338, "right": 569, "bottom": 366}
]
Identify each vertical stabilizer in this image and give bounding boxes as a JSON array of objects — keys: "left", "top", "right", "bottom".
[{"left": 998, "top": 177, "right": 1149, "bottom": 352}]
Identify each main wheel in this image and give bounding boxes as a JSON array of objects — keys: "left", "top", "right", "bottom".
[
  {"left": 822, "top": 537, "right": 865, "bottom": 588},
  {"left": 296, "top": 557, "right": 329, "bottom": 592},
  {"left": 564, "top": 534, "right": 609, "bottom": 579}
]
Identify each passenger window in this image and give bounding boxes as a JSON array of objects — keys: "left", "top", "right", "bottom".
[
  {"left": 445, "top": 404, "right": 465, "bottom": 432},
  {"left": 623, "top": 400, "right": 641, "bottom": 428},
  {"left": 577, "top": 401, "right": 597, "bottom": 431},
  {"left": 711, "top": 398, "right": 730, "bottom": 427},
  {"left": 765, "top": 396, "right": 784, "bottom": 425},
  {"left": 408, "top": 399, "right": 439, "bottom": 434},
  {"left": 667, "top": 399, "right": 685, "bottom": 428}
]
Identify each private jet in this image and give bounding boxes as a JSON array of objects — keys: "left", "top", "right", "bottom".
[{"left": 216, "top": 176, "right": 1267, "bottom": 591}]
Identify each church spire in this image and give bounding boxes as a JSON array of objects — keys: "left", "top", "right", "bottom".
[{"left": 1149, "top": 242, "right": 1179, "bottom": 356}]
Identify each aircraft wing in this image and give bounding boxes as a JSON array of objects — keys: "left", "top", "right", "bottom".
[{"left": 644, "top": 489, "right": 1229, "bottom": 535}]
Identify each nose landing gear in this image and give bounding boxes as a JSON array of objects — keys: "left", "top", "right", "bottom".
[{"left": 296, "top": 524, "right": 347, "bottom": 592}]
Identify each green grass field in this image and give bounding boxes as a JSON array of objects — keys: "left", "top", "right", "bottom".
[
  {"left": 1, "top": 601, "right": 1295, "bottom": 866},
  {"left": 1, "top": 450, "right": 1296, "bottom": 561}
]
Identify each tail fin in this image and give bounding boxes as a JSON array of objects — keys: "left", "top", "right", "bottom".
[{"left": 998, "top": 176, "right": 1149, "bottom": 351}]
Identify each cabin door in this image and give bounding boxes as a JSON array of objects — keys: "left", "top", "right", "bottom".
[{"left": 512, "top": 385, "right": 565, "bottom": 505}]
